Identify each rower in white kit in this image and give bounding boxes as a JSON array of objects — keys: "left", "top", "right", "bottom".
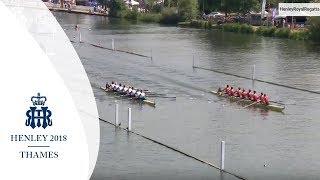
[
  {"left": 113, "top": 82, "right": 118, "bottom": 91},
  {"left": 110, "top": 81, "right": 115, "bottom": 90},
  {"left": 122, "top": 85, "right": 128, "bottom": 94},
  {"left": 130, "top": 88, "right": 137, "bottom": 97},
  {"left": 115, "top": 83, "right": 120, "bottom": 91},
  {"left": 138, "top": 90, "right": 146, "bottom": 100},
  {"left": 127, "top": 86, "right": 133, "bottom": 95},
  {"left": 117, "top": 84, "right": 124, "bottom": 92},
  {"left": 135, "top": 89, "right": 141, "bottom": 98}
]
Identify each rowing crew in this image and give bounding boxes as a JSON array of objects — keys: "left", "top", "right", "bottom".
[
  {"left": 218, "top": 85, "right": 269, "bottom": 105},
  {"left": 106, "top": 81, "right": 146, "bottom": 100}
]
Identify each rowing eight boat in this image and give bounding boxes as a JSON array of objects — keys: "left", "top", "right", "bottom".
[
  {"left": 100, "top": 87, "right": 156, "bottom": 107},
  {"left": 210, "top": 90, "right": 285, "bottom": 112}
]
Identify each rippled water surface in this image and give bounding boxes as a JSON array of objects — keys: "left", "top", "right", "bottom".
[{"left": 53, "top": 12, "right": 320, "bottom": 180}]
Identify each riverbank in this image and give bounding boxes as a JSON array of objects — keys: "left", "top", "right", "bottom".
[
  {"left": 223, "top": 23, "right": 309, "bottom": 41},
  {"left": 45, "top": 2, "right": 108, "bottom": 16},
  {"left": 45, "top": 6, "right": 316, "bottom": 42},
  {"left": 178, "top": 20, "right": 222, "bottom": 29}
]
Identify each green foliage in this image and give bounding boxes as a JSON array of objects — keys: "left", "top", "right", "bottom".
[
  {"left": 177, "top": 0, "right": 199, "bottom": 21},
  {"left": 224, "top": 23, "right": 309, "bottom": 41},
  {"left": 145, "top": 0, "right": 163, "bottom": 13},
  {"left": 255, "top": 26, "right": 276, "bottom": 36},
  {"left": 274, "top": 28, "right": 290, "bottom": 38},
  {"left": 216, "top": 0, "right": 260, "bottom": 16},
  {"left": 160, "top": 7, "right": 181, "bottom": 24},
  {"left": 124, "top": 7, "right": 139, "bottom": 20},
  {"left": 238, "top": 0, "right": 260, "bottom": 14},
  {"left": 307, "top": 17, "right": 320, "bottom": 42},
  {"left": 289, "top": 30, "right": 308, "bottom": 40},
  {"left": 223, "top": 23, "right": 253, "bottom": 33},
  {"left": 97, "top": 0, "right": 126, "bottom": 17},
  {"left": 189, "top": 20, "right": 212, "bottom": 29},
  {"left": 239, "top": 24, "right": 254, "bottom": 33},
  {"left": 152, "top": 4, "right": 163, "bottom": 13},
  {"left": 138, "top": 13, "right": 161, "bottom": 23}
]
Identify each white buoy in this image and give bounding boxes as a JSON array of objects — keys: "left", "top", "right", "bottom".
[
  {"left": 252, "top": 65, "right": 255, "bottom": 80},
  {"left": 115, "top": 104, "right": 119, "bottom": 126},
  {"left": 128, "top": 108, "right": 131, "bottom": 131},
  {"left": 221, "top": 141, "right": 225, "bottom": 170},
  {"left": 111, "top": 39, "right": 115, "bottom": 51}
]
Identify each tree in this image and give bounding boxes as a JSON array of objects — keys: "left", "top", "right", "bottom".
[
  {"left": 307, "top": 17, "right": 320, "bottom": 42},
  {"left": 178, "top": 0, "right": 199, "bottom": 21},
  {"left": 239, "top": 0, "right": 260, "bottom": 15},
  {"left": 219, "top": 0, "right": 240, "bottom": 16},
  {"left": 97, "top": 0, "right": 127, "bottom": 17}
]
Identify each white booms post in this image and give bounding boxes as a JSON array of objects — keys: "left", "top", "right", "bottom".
[
  {"left": 79, "top": 32, "right": 82, "bottom": 43},
  {"left": 221, "top": 141, "right": 225, "bottom": 170},
  {"left": 151, "top": 48, "right": 153, "bottom": 60},
  {"left": 115, "top": 104, "right": 119, "bottom": 126},
  {"left": 128, "top": 108, "right": 132, "bottom": 131},
  {"left": 252, "top": 65, "right": 255, "bottom": 80},
  {"left": 112, "top": 39, "right": 115, "bottom": 51}
]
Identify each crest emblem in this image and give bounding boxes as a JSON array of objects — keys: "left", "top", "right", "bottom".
[{"left": 25, "top": 93, "right": 52, "bottom": 129}]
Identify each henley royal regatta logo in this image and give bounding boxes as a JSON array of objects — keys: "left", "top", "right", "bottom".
[{"left": 25, "top": 93, "right": 52, "bottom": 129}]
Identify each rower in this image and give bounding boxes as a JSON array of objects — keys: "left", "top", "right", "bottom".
[
  {"left": 115, "top": 84, "right": 119, "bottom": 91},
  {"left": 229, "top": 87, "right": 235, "bottom": 96},
  {"left": 127, "top": 86, "right": 133, "bottom": 95},
  {"left": 236, "top": 87, "right": 242, "bottom": 97},
  {"left": 259, "top": 92, "right": 265, "bottom": 104},
  {"left": 116, "top": 83, "right": 122, "bottom": 92},
  {"left": 241, "top": 89, "right": 247, "bottom": 99},
  {"left": 135, "top": 89, "right": 141, "bottom": 98},
  {"left": 118, "top": 85, "right": 124, "bottom": 93},
  {"left": 113, "top": 82, "right": 119, "bottom": 91},
  {"left": 264, "top": 94, "right": 269, "bottom": 105},
  {"left": 110, "top": 81, "right": 115, "bottom": 90},
  {"left": 131, "top": 88, "right": 137, "bottom": 97},
  {"left": 252, "top": 91, "right": 259, "bottom": 102},
  {"left": 105, "top": 82, "right": 110, "bottom": 89},
  {"left": 138, "top": 90, "right": 146, "bottom": 100},
  {"left": 218, "top": 87, "right": 222, "bottom": 94},
  {"left": 247, "top": 89, "right": 253, "bottom": 100},
  {"left": 123, "top": 85, "right": 128, "bottom": 94},
  {"left": 224, "top": 85, "right": 230, "bottom": 94}
]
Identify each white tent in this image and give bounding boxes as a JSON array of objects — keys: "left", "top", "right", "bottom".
[{"left": 125, "top": 0, "right": 139, "bottom": 6}]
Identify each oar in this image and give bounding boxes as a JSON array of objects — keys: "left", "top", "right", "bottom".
[
  {"left": 270, "top": 100, "right": 285, "bottom": 105},
  {"left": 147, "top": 94, "right": 167, "bottom": 96},
  {"left": 148, "top": 95, "right": 176, "bottom": 99},
  {"left": 146, "top": 92, "right": 165, "bottom": 95},
  {"left": 243, "top": 102, "right": 258, "bottom": 108},
  {"left": 234, "top": 97, "right": 245, "bottom": 103}
]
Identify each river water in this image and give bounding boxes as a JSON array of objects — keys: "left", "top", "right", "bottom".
[{"left": 53, "top": 12, "right": 320, "bottom": 180}]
